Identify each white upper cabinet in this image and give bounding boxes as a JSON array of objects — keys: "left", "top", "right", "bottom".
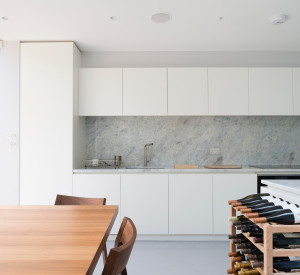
[
  {"left": 79, "top": 68, "right": 122, "bottom": 116},
  {"left": 208, "top": 68, "right": 249, "bottom": 115},
  {"left": 293, "top": 68, "right": 300, "bottom": 115},
  {"left": 168, "top": 68, "right": 208, "bottom": 115},
  {"left": 123, "top": 68, "right": 167, "bottom": 116},
  {"left": 249, "top": 68, "right": 293, "bottom": 115}
]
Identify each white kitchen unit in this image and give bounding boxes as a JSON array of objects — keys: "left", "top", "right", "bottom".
[
  {"left": 168, "top": 68, "right": 208, "bottom": 115},
  {"left": 249, "top": 68, "right": 293, "bottom": 115},
  {"left": 293, "top": 68, "right": 300, "bottom": 115},
  {"left": 169, "top": 174, "right": 213, "bottom": 234},
  {"left": 79, "top": 68, "right": 122, "bottom": 116},
  {"left": 121, "top": 174, "right": 168, "bottom": 234},
  {"left": 20, "top": 42, "right": 84, "bottom": 205},
  {"left": 212, "top": 174, "right": 257, "bottom": 234},
  {"left": 123, "top": 68, "right": 167, "bottom": 116},
  {"left": 73, "top": 174, "right": 121, "bottom": 234},
  {"left": 208, "top": 68, "right": 249, "bottom": 115}
]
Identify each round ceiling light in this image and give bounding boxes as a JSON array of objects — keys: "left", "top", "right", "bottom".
[
  {"left": 269, "top": 14, "right": 287, "bottom": 25},
  {"left": 151, "top": 13, "right": 172, "bottom": 23}
]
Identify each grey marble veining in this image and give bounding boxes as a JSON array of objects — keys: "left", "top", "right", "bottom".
[{"left": 85, "top": 116, "right": 300, "bottom": 167}]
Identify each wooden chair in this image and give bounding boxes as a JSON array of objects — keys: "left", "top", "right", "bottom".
[
  {"left": 102, "top": 217, "right": 137, "bottom": 275},
  {"left": 54, "top": 194, "right": 108, "bottom": 265},
  {"left": 55, "top": 194, "right": 106, "bottom": 206}
]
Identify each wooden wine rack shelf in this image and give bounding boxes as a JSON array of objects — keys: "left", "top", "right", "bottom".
[{"left": 229, "top": 205, "right": 300, "bottom": 275}]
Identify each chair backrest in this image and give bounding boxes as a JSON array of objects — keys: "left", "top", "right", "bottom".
[
  {"left": 102, "top": 217, "right": 137, "bottom": 275},
  {"left": 55, "top": 194, "right": 106, "bottom": 206}
]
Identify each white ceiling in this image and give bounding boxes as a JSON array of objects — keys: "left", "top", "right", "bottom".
[{"left": 0, "top": 0, "right": 300, "bottom": 52}]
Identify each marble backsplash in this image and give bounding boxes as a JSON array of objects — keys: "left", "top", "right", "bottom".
[{"left": 85, "top": 116, "right": 300, "bottom": 167}]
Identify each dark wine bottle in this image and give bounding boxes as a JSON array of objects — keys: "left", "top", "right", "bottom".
[
  {"left": 228, "top": 251, "right": 242, "bottom": 257},
  {"left": 228, "top": 215, "right": 247, "bottom": 222},
  {"left": 252, "top": 260, "right": 300, "bottom": 271},
  {"left": 239, "top": 197, "right": 282, "bottom": 212},
  {"left": 241, "top": 201, "right": 283, "bottom": 214},
  {"left": 232, "top": 195, "right": 274, "bottom": 207},
  {"left": 247, "top": 203, "right": 299, "bottom": 218},
  {"left": 228, "top": 233, "right": 244, "bottom": 239},
  {"left": 228, "top": 193, "right": 270, "bottom": 205},
  {"left": 254, "top": 208, "right": 300, "bottom": 224},
  {"left": 253, "top": 237, "right": 300, "bottom": 248}
]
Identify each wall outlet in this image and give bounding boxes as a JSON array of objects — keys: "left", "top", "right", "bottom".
[{"left": 210, "top": 147, "right": 220, "bottom": 155}]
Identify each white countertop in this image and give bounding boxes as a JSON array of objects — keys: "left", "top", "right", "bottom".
[
  {"left": 262, "top": 179, "right": 300, "bottom": 195},
  {"left": 73, "top": 167, "right": 300, "bottom": 174}
]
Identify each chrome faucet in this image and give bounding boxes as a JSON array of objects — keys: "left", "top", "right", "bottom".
[{"left": 144, "top": 143, "right": 154, "bottom": 166}]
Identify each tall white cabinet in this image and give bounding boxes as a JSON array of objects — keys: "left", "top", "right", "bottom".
[{"left": 20, "top": 42, "right": 84, "bottom": 205}]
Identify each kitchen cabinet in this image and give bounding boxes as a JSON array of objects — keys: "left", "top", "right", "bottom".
[
  {"left": 249, "top": 68, "right": 293, "bottom": 115},
  {"left": 168, "top": 68, "right": 208, "bottom": 115},
  {"left": 123, "top": 68, "right": 167, "bottom": 116},
  {"left": 73, "top": 174, "right": 121, "bottom": 234},
  {"left": 79, "top": 68, "right": 122, "bottom": 116},
  {"left": 121, "top": 174, "right": 168, "bottom": 234},
  {"left": 20, "top": 42, "right": 84, "bottom": 205},
  {"left": 169, "top": 174, "right": 213, "bottom": 234},
  {"left": 212, "top": 174, "right": 257, "bottom": 234},
  {"left": 293, "top": 68, "right": 300, "bottom": 115},
  {"left": 208, "top": 68, "right": 249, "bottom": 115}
]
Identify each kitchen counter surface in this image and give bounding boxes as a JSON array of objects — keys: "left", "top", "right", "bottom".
[
  {"left": 73, "top": 167, "right": 300, "bottom": 174},
  {"left": 261, "top": 179, "right": 300, "bottom": 195}
]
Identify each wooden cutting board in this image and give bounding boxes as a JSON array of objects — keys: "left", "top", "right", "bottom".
[
  {"left": 204, "top": 165, "right": 242, "bottom": 169},
  {"left": 174, "top": 164, "right": 199, "bottom": 169}
]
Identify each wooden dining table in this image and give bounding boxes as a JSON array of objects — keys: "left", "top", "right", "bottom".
[{"left": 0, "top": 205, "right": 118, "bottom": 275}]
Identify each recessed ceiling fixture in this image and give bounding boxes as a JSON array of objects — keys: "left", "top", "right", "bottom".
[
  {"left": 110, "top": 16, "right": 115, "bottom": 20},
  {"left": 151, "top": 13, "right": 172, "bottom": 23},
  {"left": 1, "top": 17, "right": 8, "bottom": 20},
  {"left": 269, "top": 14, "right": 287, "bottom": 25}
]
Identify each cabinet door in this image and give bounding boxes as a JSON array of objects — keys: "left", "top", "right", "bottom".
[
  {"left": 121, "top": 174, "right": 168, "bottom": 234},
  {"left": 123, "top": 68, "right": 167, "bottom": 115},
  {"left": 208, "top": 68, "right": 249, "bottom": 115},
  {"left": 293, "top": 68, "right": 300, "bottom": 115},
  {"left": 213, "top": 174, "right": 256, "bottom": 234},
  {"left": 20, "top": 42, "right": 75, "bottom": 205},
  {"left": 73, "top": 174, "right": 121, "bottom": 234},
  {"left": 249, "top": 68, "right": 293, "bottom": 115},
  {"left": 169, "top": 174, "right": 213, "bottom": 234},
  {"left": 79, "top": 68, "right": 122, "bottom": 116},
  {"left": 168, "top": 68, "right": 208, "bottom": 115}
]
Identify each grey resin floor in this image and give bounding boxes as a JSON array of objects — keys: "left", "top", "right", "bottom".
[{"left": 94, "top": 241, "right": 228, "bottom": 275}]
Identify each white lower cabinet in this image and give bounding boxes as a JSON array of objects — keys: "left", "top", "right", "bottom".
[
  {"left": 212, "top": 174, "right": 257, "bottom": 234},
  {"left": 169, "top": 174, "right": 213, "bottom": 234},
  {"left": 121, "top": 174, "right": 168, "bottom": 234},
  {"left": 73, "top": 174, "right": 121, "bottom": 234}
]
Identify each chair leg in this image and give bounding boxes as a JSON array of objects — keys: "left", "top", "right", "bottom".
[
  {"left": 121, "top": 267, "right": 127, "bottom": 275},
  {"left": 102, "top": 244, "right": 108, "bottom": 265}
]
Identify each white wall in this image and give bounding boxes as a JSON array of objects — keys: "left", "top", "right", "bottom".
[
  {"left": 82, "top": 51, "right": 300, "bottom": 68},
  {"left": 0, "top": 41, "right": 20, "bottom": 205}
]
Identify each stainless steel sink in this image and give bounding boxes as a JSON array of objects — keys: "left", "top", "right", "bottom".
[{"left": 125, "top": 167, "right": 166, "bottom": 169}]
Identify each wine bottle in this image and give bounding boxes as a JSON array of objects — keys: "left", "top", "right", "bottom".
[
  {"left": 228, "top": 251, "right": 242, "bottom": 257},
  {"left": 228, "top": 233, "right": 244, "bottom": 239},
  {"left": 253, "top": 237, "right": 300, "bottom": 248},
  {"left": 231, "top": 255, "right": 246, "bottom": 263},
  {"left": 234, "top": 262, "right": 252, "bottom": 269},
  {"left": 228, "top": 215, "right": 247, "bottom": 221},
  {"left": 240, "top": 247, "right": 260, "bottom": 254},
  {"left": 232, "top": 195, "right": 274, "bottom": 207},
  {"left": 252, "top": 260, "right": 300, "bottom": 271},
  {"left": 247, "top": 203, "right": 299, "bottom": 218},
  {"left": 246, "top": 231, "right": 263, "bottom": 238},
  {"left": 238, "top": 270, "right": 259, "bottom": 275},
  {"left": 254, "top": 208, "right": 300, "bottom": 224},
  {"left": 239, "top": 197, "right": 283, "bottom": 213},
  {"left": 232, "top": 220, "right": 253, "bottom": 226},
  {"left": 245, "top": 253, "right": 264, "bottom": 261},
  {"left": 228, "top": 193, "right": 270, "bottom": 205}
]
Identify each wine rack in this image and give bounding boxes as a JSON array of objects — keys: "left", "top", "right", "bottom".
[{"left": 229, "top": 205, "right": 300, "bottom": 275}]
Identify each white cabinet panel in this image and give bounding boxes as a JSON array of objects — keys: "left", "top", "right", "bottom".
[
  {"left": 79, "top": 68, "right": 122, "bottom": 116},
  {"left": 73, "top": 174, "right": 121, "bottom": 234},
  {"left": 293, "top": 68, "right": 300, "bottom": 115},
  {"left": 168, "top": 68, "right": 208, "bottom": 115},
  {"left": 123, "top": 68, "right": 167, "bottom": 115},
  {"left": 121, "top": 174, "right": 168, "bottom": 234},
  {"left": 208, "top": 68, "right": 249, "bottom": 115},
  {"left": 249, "top": 68, "right": 293, "bottom": 115},
  {"left": 20, "top": 42, "right": 76, "bottom": 205},
  {"left": 213, "top": 174, "right": 257, "bottom": 234},
  {"left": 169, "top": 174, "right": 213, "bottom": 234}
]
